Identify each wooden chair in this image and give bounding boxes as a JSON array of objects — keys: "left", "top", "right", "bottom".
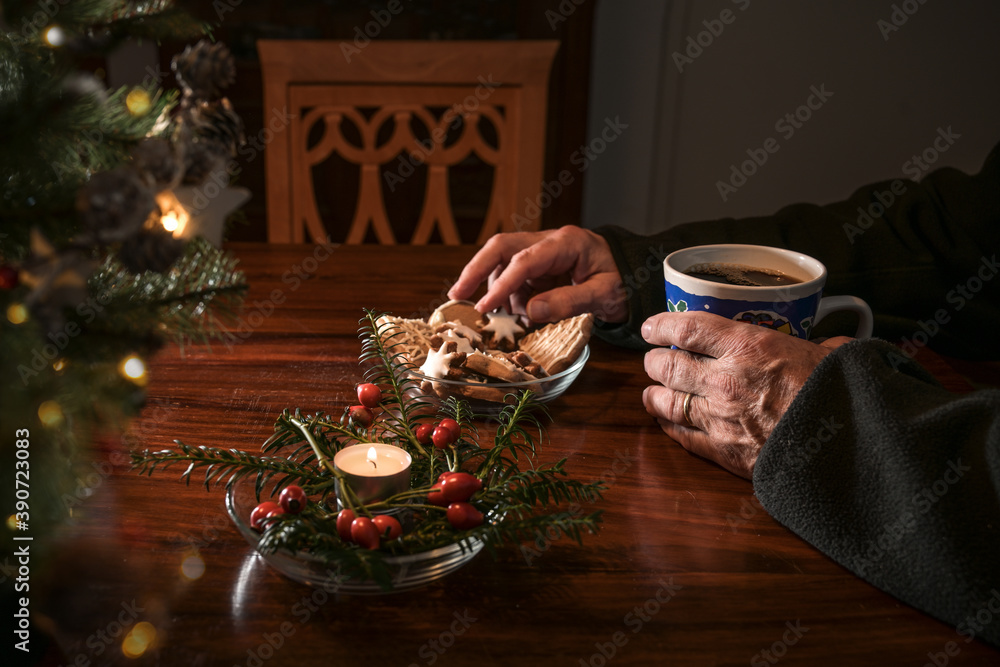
[{"left": 257, "top": 40, "right": 559, "bottom": 245}]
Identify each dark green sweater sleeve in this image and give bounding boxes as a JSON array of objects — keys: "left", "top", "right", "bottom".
[
  {"left": 754, "top": 339, "right": 1000, "bottom": 647},
  {"left": 593, "top": 142, "right": 1000, "bottom": 358}
]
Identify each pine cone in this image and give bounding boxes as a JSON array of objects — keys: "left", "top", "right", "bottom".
[
  {"left": 172, "top": 40, "right": 236, "bottom": 102},
  {"left": 131, "top": 138, "right": 183, "bottom": 192},
  {"left": 188, "top": 98, "right": 245, "bottom": 156},
  {"left": 76, "top": 167, "right": 156, "bottom": 243},
  {"left": 118, "top": 227, "right": 187, "bottom": 274}
]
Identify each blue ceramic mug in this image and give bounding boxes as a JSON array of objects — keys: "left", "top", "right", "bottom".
[{"left": 663, "top": 244, "right": 872, "bottom": 339}]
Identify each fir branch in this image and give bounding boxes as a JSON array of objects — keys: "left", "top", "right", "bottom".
[
  {"left": 474, "top": 391, "right": 547, "bottom": 482},
  {"left": 289, "top": 417, "right": 338, "bottom": 477},
  {"left": 491, "top": 462, "right": 606, "bottom": 508},
  {"left": 131, "top": 442, "right": 329, "bottom": 493},
  {"left": 88, "top": 237, "right": 247, "bottom": 348}
]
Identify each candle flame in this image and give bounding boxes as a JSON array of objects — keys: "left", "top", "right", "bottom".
[{"left": 367, "top": 446, "right": 378, "bottom": 470}]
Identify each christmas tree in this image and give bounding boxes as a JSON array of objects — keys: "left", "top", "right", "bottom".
[{"left": 0, "top": 0, "right": 248, "bottom": 559}]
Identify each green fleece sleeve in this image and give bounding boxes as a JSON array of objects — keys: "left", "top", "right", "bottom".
[{"left": 754, "top": 338, "right": 1000, "bottom": 647}]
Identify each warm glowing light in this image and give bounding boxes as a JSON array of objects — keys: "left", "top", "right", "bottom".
[
  {"left": 5, "top": 515, "right": 17, "bottom": 531},
  {"left": 125, "top": 88, "right": 152, "bottom": 117},
  {"left": 43, "top": 26, "right": 66, "bottom": 46},
  {"left": 155, "top": 192, "right": 190, "bottom": 237},
  {"left": 38, "top": 400, "right": 64, "bottom": 427},
  {"left": 181, "top": 553, "right": 205, "bottom": 580},
  {"left": 7, "top": 303, "right": 28, "bottom": 324},
  {"left": 53, "top": 359, "right": 66, "bottom": 372},
  {"left": 121, "top": 621, "right": 157, "bottom": 658},
  {"left": 120, "top": 355, "right": 147, "bottom": 384},
  {"left": 160, "top": 212, "right": 180, "bottom": 232},
  {"left": 367, "top": 446, "right": 378, "bottom": 470}
]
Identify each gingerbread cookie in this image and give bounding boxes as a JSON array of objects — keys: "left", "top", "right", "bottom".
[
  {"left": 462, "top": 350, "right": 539, "bottom": 385},
  {"left": 418, "top": 339, "right": 467, "bottom": 380},
  {"left": 428, "top": 299, "right": 482, "bottom": 330},
  {"left": 480, "top": 309, "right": 525, "bottom": 351},
  {"left": 519, "top": 313, "right": 593, "bottom": 375},
  {"left": 430, "top": 322, "right": 483, "bottom": 355}
]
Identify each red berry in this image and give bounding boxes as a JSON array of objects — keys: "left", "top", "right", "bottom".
[
  {"left": 336, "top": 509, "right": 356, "bottom": 542},
  {"left": 279, "top": 485, "right": 308, "bottom": 514},
  {"left": 438, "top": 418, "right": 460, "bottom": 438},
  {"left": 415, "top": 423, "right": 434, "bottom": 445},
  {"left": 250, "top": 501, "right": 282, "bottom": 532},
  {"left": 348, "top": 405, "right": 374, "bottom": 427},
  {"left": 436, "top": 471, "right": 459, "bottom": 484},
  {"left": 439, "top": 472, "right": 483, "bottom": 503},
  {"left": 432, "top": 426, "right": 455, "bottom": 449},
  {"left": 351, "top": 516, "right": 380, "bottom": 550},
  {"left": 373, "top": 514, "right": 402, "bottom": 541},
  {"left": 357, "top": 383, "right": 382, "bottom": 409},
  {"left": 446, "top": 502, "right": 484, "bottom": 530},
  {"left": 427, "top": 482, "right": 449, "bottom": 507}
]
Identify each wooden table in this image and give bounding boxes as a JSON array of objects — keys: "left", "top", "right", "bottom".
[{"left": 32, "top": 243, "right": 1000, "bottom": 667}]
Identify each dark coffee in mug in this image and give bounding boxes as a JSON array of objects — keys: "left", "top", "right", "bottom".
[{"left": 683, "top": 262, "right": 804, "bottom": 287}]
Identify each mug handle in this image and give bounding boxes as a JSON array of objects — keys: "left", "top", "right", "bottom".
[{"left": 814, "top": 295, "right": 873, "bottom": 339}]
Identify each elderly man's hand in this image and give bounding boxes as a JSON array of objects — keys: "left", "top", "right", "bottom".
[
  {"left": 642, "top": 311, "right": 851, "bottom": 479},
  {"left": 448, "top": 226, "right": 628, "bottom": 324}
]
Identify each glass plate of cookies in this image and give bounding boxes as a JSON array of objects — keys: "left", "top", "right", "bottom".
[{"left": 377, "top": 300, "right": 593, "bottom": 414}]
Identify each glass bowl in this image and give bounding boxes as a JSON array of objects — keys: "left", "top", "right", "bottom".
[
  {"left": 225, "top": 476, "right": 484, "bottom": 594},
  {"left": 406, "top": 345, "right": 589, "bottom": 415}
]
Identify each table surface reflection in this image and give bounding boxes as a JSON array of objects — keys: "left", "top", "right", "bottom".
[{"left": 34, "top": 243, "right": 1000, "bottom": 667}]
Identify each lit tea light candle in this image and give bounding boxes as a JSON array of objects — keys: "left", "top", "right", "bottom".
[{"left": 333, "top": 443, "right": 412, "bottom": 504}]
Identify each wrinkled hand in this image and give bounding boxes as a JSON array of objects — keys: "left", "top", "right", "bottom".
[
  {"left": 642, "top": 311, "right": 852, "bottom": 479},
  {"left": 447, "top": 226, "right": 628, "bottom": 324}
]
